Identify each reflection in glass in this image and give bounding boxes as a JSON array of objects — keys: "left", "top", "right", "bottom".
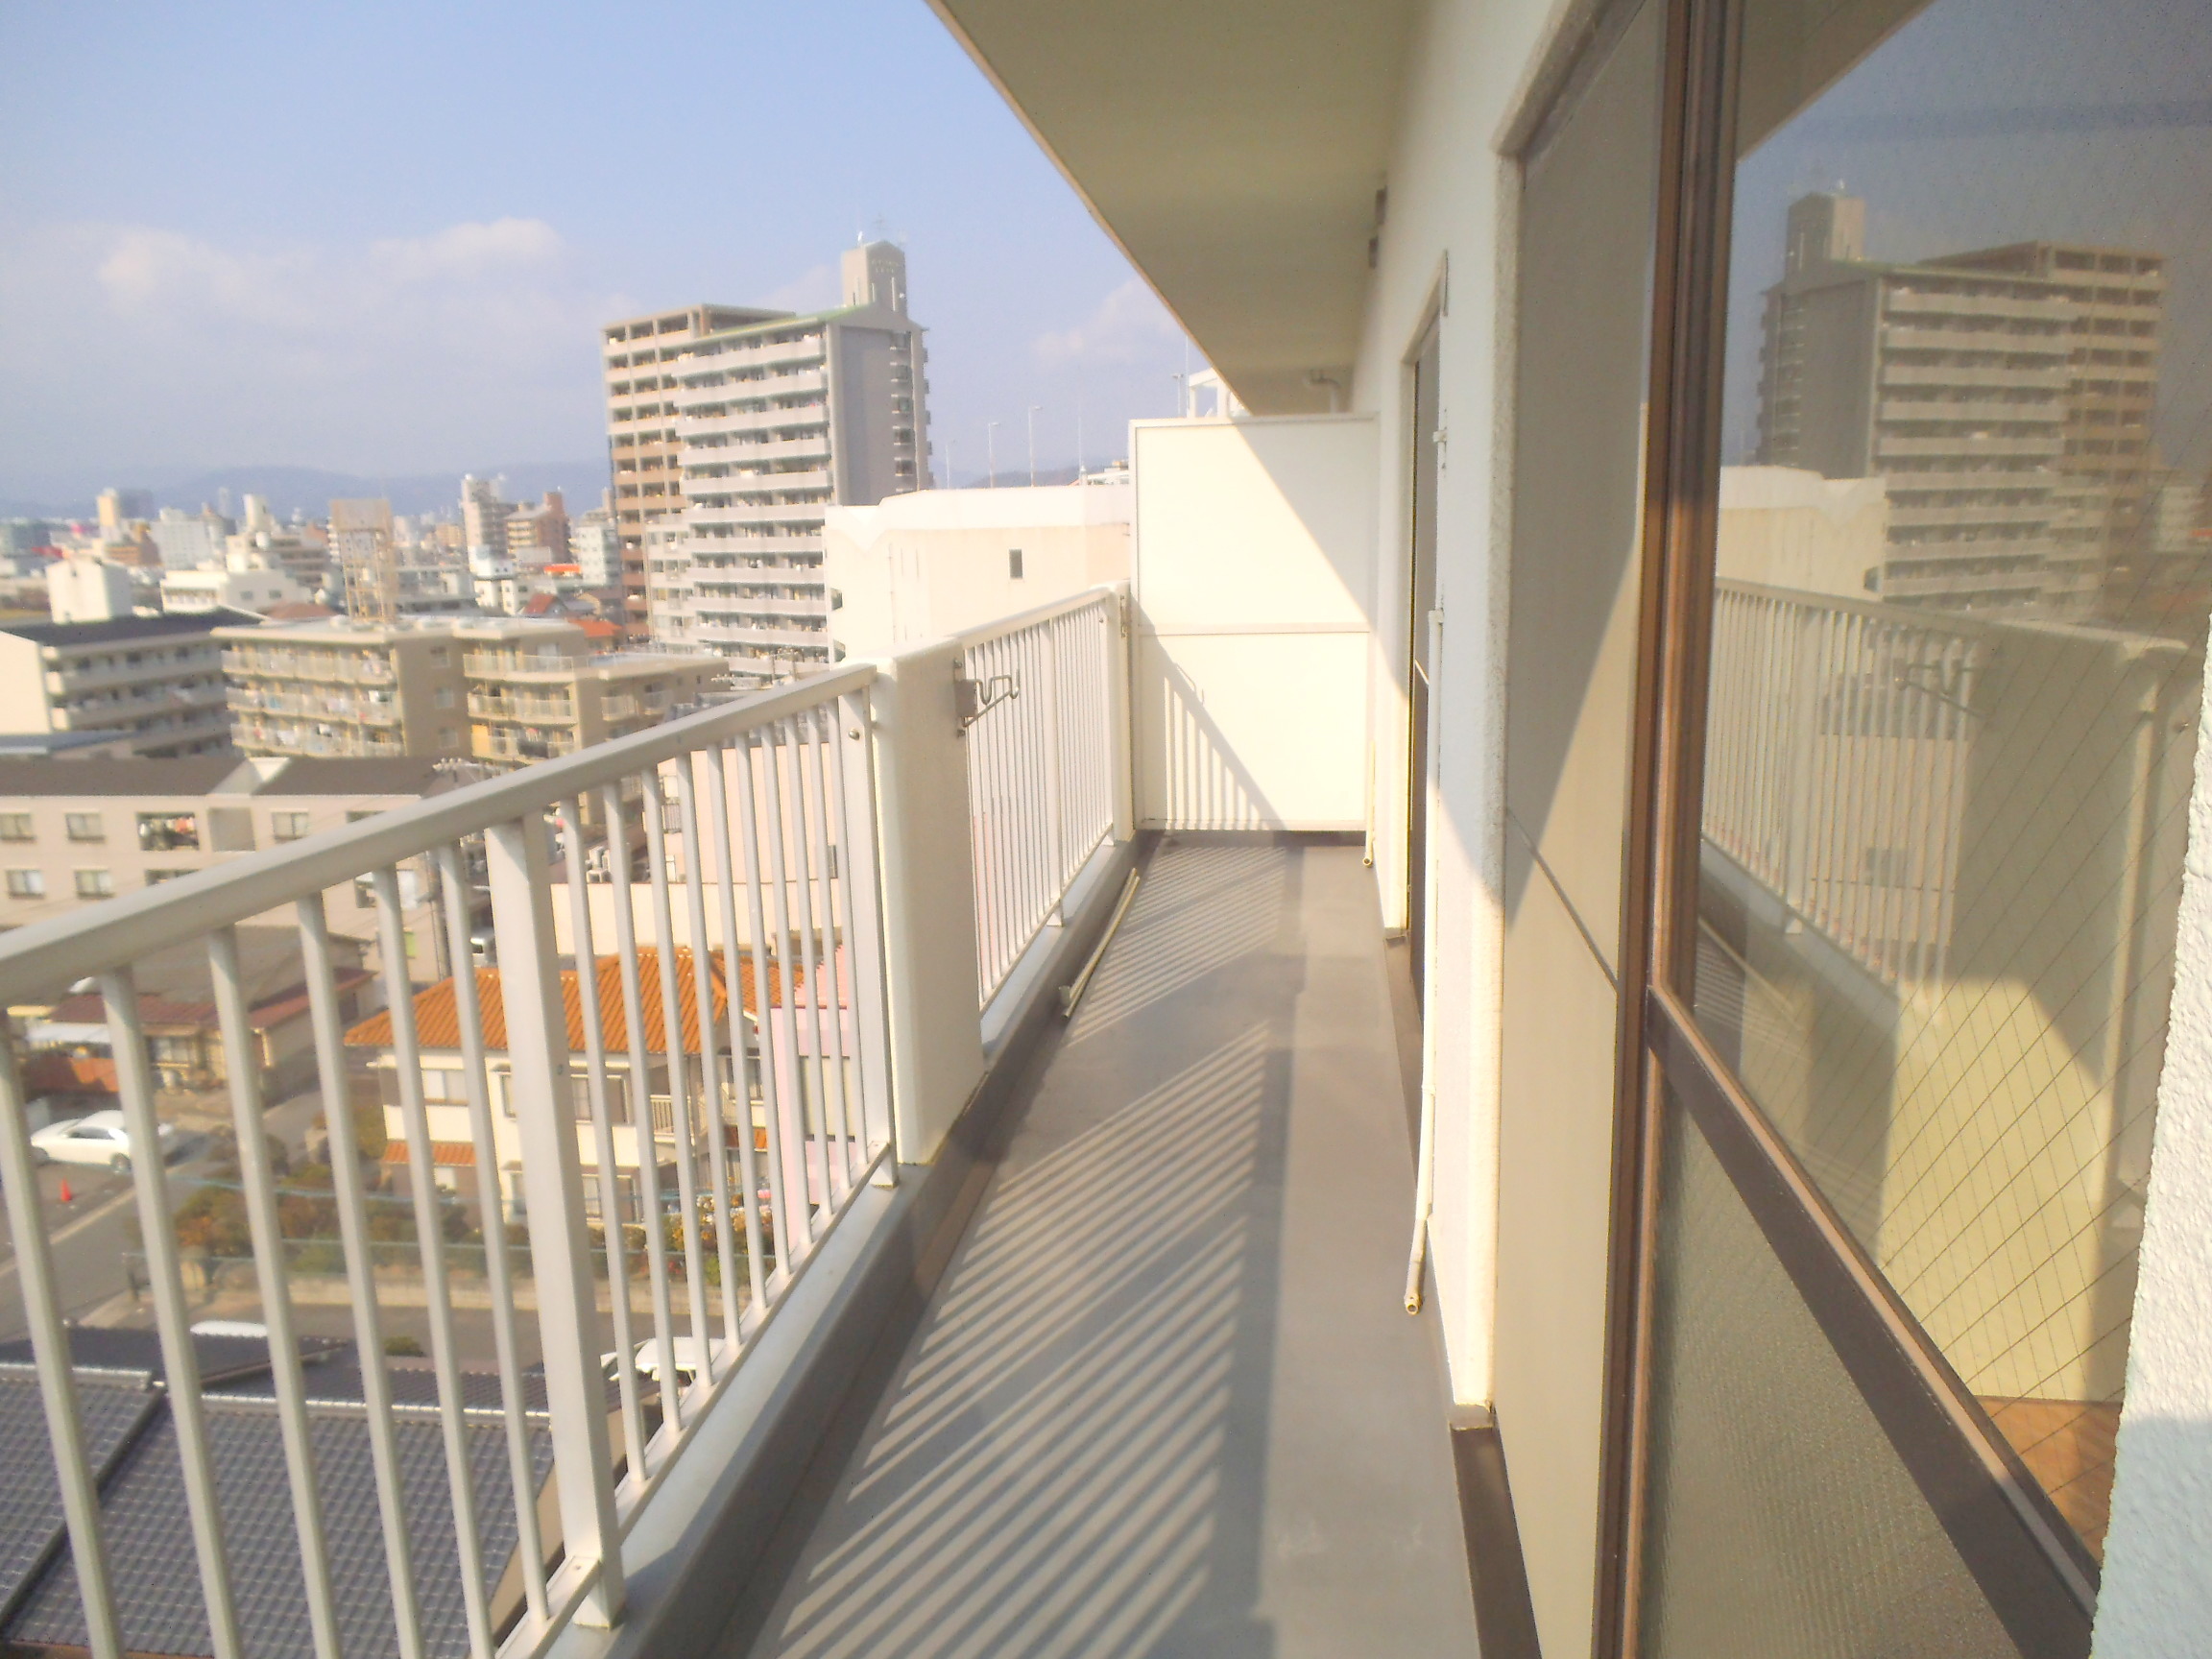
[
  {"left": 1639, "top": 1082, "right": 2022, "bottom": 1658},
  {"left": 1692, "top": 0, "right": 2212, "bottom": 1561}
]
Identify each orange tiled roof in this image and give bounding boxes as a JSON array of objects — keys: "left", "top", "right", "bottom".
[
  {"left": 343, "top": 948, "right": 786, "bottom": 1055},
  {"left": 382, "top": 1140, "right": 476, "bottom": 1166}
]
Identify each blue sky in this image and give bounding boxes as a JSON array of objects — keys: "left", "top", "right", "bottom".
[{"left": 0, "top": 0, "right": 1195, "bottom": 508}]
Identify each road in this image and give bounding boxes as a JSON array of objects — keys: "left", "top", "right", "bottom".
[{"left": 0, "top": 1158, "right": 201, "bottom": 1340}]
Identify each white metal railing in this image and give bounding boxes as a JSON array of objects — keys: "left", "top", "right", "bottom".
[
  {"left": 0, "top": 668, "right": 895, "bottom": 1659},
  {"left": 958, "top": 589, "right": 1121, "bottom": 1006},
  {"left": 1702, "top": 580, "right": 1985, "bottom": 986}
]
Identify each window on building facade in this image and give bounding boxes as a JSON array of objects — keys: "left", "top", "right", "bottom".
[
  {"left": 5, "top": 869, "right": 44, "bottom": 898},
  {"left": 1009, "top": 548, "right": 1025, "bottom": 580},
  {"left": 63, "top": 813, "right": 103, "bottom": 843},
  {"left": 0, "top": 814, "right": 32, "bottom": 843},
  {"left": 271, "top": 811, "right": 312, "bottom": 842},
  {"left": 74, "top": 869, "right": 113, "bottom": 899},
  {"left": 136, "top": 812, "right": 198, "bottom": 853}
]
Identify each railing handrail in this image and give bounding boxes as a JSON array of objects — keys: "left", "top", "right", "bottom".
[
  {"left": 1717, "top": 576, "right": 2195, "bottom": 664},
  {"left": 952, "top": 584, "right": 1124, "bottom": 653},
  {"left": 0, "top": 662, "right": 875, "bottom": 1005}
]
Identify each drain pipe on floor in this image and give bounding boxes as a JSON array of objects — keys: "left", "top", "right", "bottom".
[
  {"left": 1406, "top": 606, "right": 1445, "bottom": 1315},
  {"left": 1059, "top": 870, "right": 1142, "bottom": 1017}
]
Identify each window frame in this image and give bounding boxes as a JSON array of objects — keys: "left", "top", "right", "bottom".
[{"left": 1564, "top": 0, "right": 2106, "bottom": 1649}]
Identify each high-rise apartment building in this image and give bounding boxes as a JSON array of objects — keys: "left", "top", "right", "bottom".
[
  {"left": 503, "top": 489, "right": 568, "bottom": 569},
  {"left": 1755, "top": 193, "right": 2166, "bottom": 615},
  {"left": 602, "top": 305, "right": 785, "bottom": 636},
  {"left": 460, "top": 474, "right": 512, "bottom": 560},
  {"left": 149, "top": 507, "right": 232, "bottom": 572},
  {"left": 330, "top": 496, "right": 399, "bottom": 622},
  {"left": 603, "top": 241, "right": 931, "bottom": 680},
  {"left": 569, "top": 504, "right": 620, "bottom": 589}
]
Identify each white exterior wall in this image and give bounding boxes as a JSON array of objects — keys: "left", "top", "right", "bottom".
[
  {"left": 2092, "top": 662, "right": 2212, "bottom": 1657},
  {"left": 824, "top": 482, "right": 1131, "bottom": 657},
  {"left": 1349, "top": 1, "right": 1617, "bottom": 1652}
]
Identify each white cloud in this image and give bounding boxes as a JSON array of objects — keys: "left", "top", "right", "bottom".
[
  {"left": 1032, "top": 278, "right": 1184, "bottom": 370},
  {"left": 0, "top": 218, "right": 625, "bottom": 493}
]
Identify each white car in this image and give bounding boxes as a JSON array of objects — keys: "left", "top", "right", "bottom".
[
  {"left": 29, "top": 1109, "right": 177, "bottom": 1173},
  {"left": 599, "top": 1335, "right": 709, "bottom": 1391}
]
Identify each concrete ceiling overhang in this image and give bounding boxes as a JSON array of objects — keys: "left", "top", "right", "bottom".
[{"left": 928, "top": 0, "right": 1420, "bottom": 415}]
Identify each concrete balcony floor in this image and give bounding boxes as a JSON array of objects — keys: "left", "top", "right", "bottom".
[{"left": 737, "top": 838, "right": 1478, "bottom": 1657}]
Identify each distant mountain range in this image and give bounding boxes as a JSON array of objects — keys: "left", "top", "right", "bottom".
[{"left": 1, "top": 460, "right": 609, "bottom": 524}]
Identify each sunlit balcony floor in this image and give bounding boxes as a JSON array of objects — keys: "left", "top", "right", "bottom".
[{"left": 735, "top": 838, "right": 1479, "bottom": 1657}]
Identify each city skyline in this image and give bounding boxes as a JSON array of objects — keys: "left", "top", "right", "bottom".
[{"left": 0, "top": 0, "right": 1196, "bottom": 507}]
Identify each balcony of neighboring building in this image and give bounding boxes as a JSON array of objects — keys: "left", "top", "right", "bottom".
[
  {"left": 674, "top": 403, "right": 830, "bottom": 443},
  {"left": 682, "top": 434, "right": 833, "bottom": 468},
  {"left": 673, "top": 370, "right": 830, "bottom": 419},
  {"left": 469, "top": 691, "right": 580, "bottom": 724},
  {"left": 683, "top": 503, "right": 832, "bottom": 533}
]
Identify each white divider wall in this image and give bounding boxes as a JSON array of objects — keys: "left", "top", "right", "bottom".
[{"left": 1130, "top": 416, "right": 1380, "bottom": 831}]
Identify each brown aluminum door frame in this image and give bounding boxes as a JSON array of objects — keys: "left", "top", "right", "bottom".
[{"left": 1594, "top": 0, "right": 2107, "bottom": 1652}]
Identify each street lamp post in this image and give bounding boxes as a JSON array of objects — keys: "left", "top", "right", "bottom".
[
  {"left": 1026, "top": 405, "right": 1042, "bottom": 489},
  {"left": 986, "top": 421, "right": 1000, "bottom": 489}
]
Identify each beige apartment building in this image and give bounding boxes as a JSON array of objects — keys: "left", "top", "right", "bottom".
[
  {"left": 0, "top": 613, "right": 246, "bottom": 758},
  {"left": 604, "top": 240, "right": 931, "bottom": 682},
  {"left": 0, "top": 754, "right": 449, "bottom": 979},
  {"left": 1756, "top": 192, "right": 2166, "bottom": 615},
  {"left": 603, "top": 304, "right": 784, "bottom": 634},
  {"left": 219, "top": 612, "right": 725, "bottom": 768},
  {"left": 457, "top": 617, "right": 724, "bottom": 770},
  {"left": 219, "top": 616, "right": 472, "bottom": 759}
]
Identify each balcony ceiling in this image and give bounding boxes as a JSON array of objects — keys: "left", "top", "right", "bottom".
[{"left": 928, "top": 0, "right": 1417, "bottom": 415}]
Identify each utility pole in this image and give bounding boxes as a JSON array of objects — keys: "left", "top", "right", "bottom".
[
  {"left": 986, "top": 421, "right": 1000, "bottom": 489},
  {"left": 1026, "top": 406, "right": 1042, "bottom": 488}
]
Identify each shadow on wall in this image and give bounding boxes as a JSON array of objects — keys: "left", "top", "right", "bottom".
[
  {"left": 754, "top": 1027, "right": 1289, "bottom": 1658},
  {"left": 1142, "top": 655, "right": 1282, "bottom": 831}
]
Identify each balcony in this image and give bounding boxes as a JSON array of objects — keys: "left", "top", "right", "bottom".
[
  {"left": 470, "top": 692, "right": 579, "bottom": 723},
  {"left": 465, "top": 651, "right": 589, "bottom": 681},
  {"left": 672, "top": 404, "right": 830, "bottom": 443},
  {"left": 0, "top": 579, "right": 1477, "bottom": 1658}
]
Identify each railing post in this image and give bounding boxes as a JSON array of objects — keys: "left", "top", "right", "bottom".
[
  {"left": 1043, "top": 618, "right": 1067, "bottom": 923},
  {"left": 870, "top": 638, "right": 985, "bottom": 1164},
  {"left": 484, "top": 814, "right": 626, "bottom": 1626},
  {"left": 1108, "top": 582, "right": 1137, "bottom": 843}
]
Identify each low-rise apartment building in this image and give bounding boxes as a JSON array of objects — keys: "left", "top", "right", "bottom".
[
  {"left": 219, "top": 617, "right": 471, "bottom": 759},
  {"left": 0, "top": 755, "right": 452, "bottom": 981},
  {"left": 0, "top": 613, "right": 249, "bottom": 758},
  {"left": 458, "top": 617, "right": 723, "bottom": 769},
  {"left": 220, "top": 613, "right": 725, "bottom": 769}
]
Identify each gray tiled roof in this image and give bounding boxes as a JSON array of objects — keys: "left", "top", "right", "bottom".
[
  {"left": 0, "top": 1334, "right": 557, "bottom": 1659},
  {"left": 9, "top": 1400, "right": 551, "bottom": 1659},
  {"left": 0, "top": 1377, "right": 160, "bottom": 1628}
]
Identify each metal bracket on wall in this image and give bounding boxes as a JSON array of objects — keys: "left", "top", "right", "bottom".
[{"left": 955, "top": 674, "right": 1018, "bottom": 731}]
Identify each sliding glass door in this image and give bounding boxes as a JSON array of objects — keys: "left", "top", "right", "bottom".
[{"left": 1619, "top": 0, "right": 2212, "bottom": 1650}]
